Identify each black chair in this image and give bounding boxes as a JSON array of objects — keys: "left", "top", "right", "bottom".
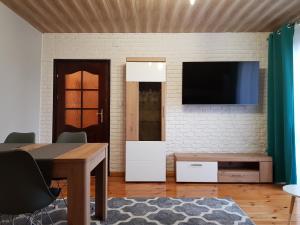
[
  {"left": 54, "top": 132, "right": 88, "bottom": 206},
  {"left": 0, "top": 150, "right": 60, "bottom": 224},
  {"left": 4, "top": 132, "right": 35, "bottom": 143},
  {"left": 56, "top": 132, "right": 87, "bottom": 143}
]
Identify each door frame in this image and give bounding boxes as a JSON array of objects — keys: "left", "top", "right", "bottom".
[{"left": 52, "top": 59, "right": 111, "bottom": 172}]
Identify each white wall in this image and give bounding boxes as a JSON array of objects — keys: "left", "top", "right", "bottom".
[
  {"left": 41, "top": 33, "right": 268, "bottom": 172},
  {"left": 0, "top": 3, "right": 42, "bottom": 142}
]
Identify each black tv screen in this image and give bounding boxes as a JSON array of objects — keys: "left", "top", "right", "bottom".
[{"left": 182, "top": 61, "right": 260, "bottom": 104}]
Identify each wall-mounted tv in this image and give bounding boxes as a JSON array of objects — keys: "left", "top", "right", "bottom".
[{"left": 182, "top": 61, "right": 260, "bottom": 104}]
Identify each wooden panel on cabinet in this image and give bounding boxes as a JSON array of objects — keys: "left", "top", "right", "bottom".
[
  {"left": 259, "top": 161, "right": 273, "bottom": 183},
  {"left": 126, "top": 82, "right": 139, "bottom": 140},
  {"left": 218, "top": 169, "right": 259, "bottom": 183},
  {"left": 175, "top": 153, "right": 272, "bottom": 162}
]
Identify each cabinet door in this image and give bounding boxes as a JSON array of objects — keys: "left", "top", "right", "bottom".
[
  {"left": 126, "top": 82, "right": 139, "bottom": 140},
  {"left": 126, "top": 141, "right": 166, "bottom": 182},
  {"left": 126, "top": 62, "right": 166, "bottom": 82},
  {"left": 139, "top": 82, "right": 162, "bottom": 141},
  {"left": 176, "top": 161, "right": 218, "bottom": 182},
  {"left": 126, "top": 82, "right": 166, "bottom": 141}
]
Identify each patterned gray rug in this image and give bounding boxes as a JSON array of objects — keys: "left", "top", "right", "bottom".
[{"left": 0, "top": 197, "right": 255, "bottom": 225}]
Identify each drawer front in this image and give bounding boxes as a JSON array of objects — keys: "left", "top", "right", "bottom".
[
  {"left": 176, "top": 161, "right": 218, "bottom": 182},
  {"left": 218, "top": 170, "right": 259, "bottom": 183},
  {"left": 126, "top": 161, "right": 166, "bottom": 182}
]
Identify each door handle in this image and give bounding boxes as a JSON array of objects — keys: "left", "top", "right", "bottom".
[{"left": 97, "top": 109, "right": 104, "bottom": 124}]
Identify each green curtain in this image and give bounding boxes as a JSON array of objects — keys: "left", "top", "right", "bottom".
[{"left": 268, "top": 25, "right": 297, "bottom": 184}]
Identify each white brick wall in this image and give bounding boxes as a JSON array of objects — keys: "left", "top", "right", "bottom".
[{"left": 40, "top": 33, "right": 269, "bottom": 172}]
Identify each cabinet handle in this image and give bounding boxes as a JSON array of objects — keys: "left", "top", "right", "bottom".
[{"left": 190, "top": 164, "right": 203, "bottom": 167}]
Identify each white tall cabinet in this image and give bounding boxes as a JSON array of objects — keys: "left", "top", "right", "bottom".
[{"left": 125, "top": 58, "right": 166, "bottom": 182}]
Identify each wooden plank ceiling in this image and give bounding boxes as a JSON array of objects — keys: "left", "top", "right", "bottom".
[{"left": 1, "top": 0, "right": 300, "bottom": 33}]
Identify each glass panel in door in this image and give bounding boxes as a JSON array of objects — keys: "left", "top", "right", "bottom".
[
  {"left": 139, "top": 82, "right": 162, "bottom": 141},
  {"left": 64, "top": 70, "right": 100, "bottom": 129}
]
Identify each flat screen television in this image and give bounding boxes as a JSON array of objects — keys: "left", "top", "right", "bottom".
[{"left": 182, "top": 61, "right": 260, "bottom": 104}]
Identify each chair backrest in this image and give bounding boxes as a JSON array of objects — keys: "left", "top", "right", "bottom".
[
  {"left": 0, "top": 150, "right": 55, "bottom": 215},
  {"left": 4, "top": 132, "right": 35, "bottom": 143},
  {"left": 56, "top": 131, "right": 87, "bottom": 143}
]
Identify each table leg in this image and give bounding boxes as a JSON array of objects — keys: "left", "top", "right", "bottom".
[
  {"left": 95, "top": 149, "right": 108, "bottom": 220},
  {"left": 289, "top": 196, "right": 295, "bottom": 225},
  {"left": 67, "top": 163, "right": 90, "bottom": 225}
]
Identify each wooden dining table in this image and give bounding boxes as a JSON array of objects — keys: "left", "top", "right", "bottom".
[{"left": 0, "top": 143, "right": 108, "bottom": 225}]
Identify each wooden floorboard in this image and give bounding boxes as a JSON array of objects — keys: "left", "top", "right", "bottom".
[{"left": 59, "top": 176, "right": 299, "bottom": 225}]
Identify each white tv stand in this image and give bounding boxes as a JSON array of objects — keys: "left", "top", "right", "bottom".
[{"left": 175, "top": 153, "right": 273, "bottom": 183}]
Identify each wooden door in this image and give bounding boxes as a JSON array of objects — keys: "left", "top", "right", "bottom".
[{"left": 53, "top": 60, "right": 110, "bottom": 144}]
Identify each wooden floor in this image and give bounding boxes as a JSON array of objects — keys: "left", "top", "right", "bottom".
[{"left": 61, "top": 176, "right": 299, "bottom": 225}]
